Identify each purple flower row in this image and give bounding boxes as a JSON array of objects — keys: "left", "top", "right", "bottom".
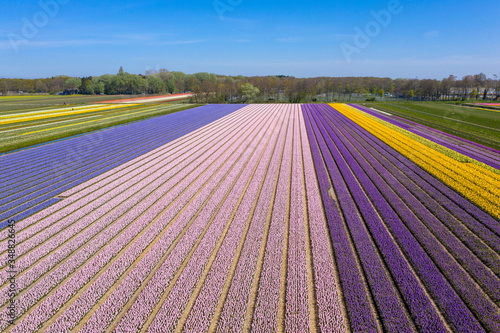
[
  {"left": 304, "top": 104, "right": 423, "bottom": 333},
  {"left": 321, "top": 106, "right": 500, "bottom": 277},
  {"left": 305, "top": 103, "right": 500, "bottom": 332},
  {"left": 316, "top": 104, "right": 500, "bottom": 332},
  {"left": 298, "top": 110, "right": 345, "bottom": 332}
]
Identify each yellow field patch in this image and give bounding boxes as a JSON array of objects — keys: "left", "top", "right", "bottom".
[
  {"left": 330, "top": 103, "right": 500, "bottom": 219},
  {"left": 0, "top": 104, "right": 140, "bottom": 125},
  {"left": 475, "top": 107, "right": 500, "bottom": 113},
  {"left": 21, "top": 106, "right": 159, "bottom": 135}
]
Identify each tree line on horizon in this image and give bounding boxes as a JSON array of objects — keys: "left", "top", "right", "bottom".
[{"left": 1, "top": 67, "right": 498, "bottom": 103}]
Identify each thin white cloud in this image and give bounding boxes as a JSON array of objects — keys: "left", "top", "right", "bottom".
[
  {"left": 0, "top": 39, "right": 110, "bottom": 49},
  {"left": 329, "top": 33, "right": 356, "bottom": 41},
  {"left": 425, "top": 30, "right": 439, "bottom": 39},
  {"left": 112, "top": 32, "right": 180, "bottom": 41},
  {"left": 153, "top": 39, "right": 206, "bottom": 45},
  {"left": 276, "top": 37, "right": 303, "bottom": 43},
  {"left": 0, "top": 36, "right": 205, "bottom": 50}
]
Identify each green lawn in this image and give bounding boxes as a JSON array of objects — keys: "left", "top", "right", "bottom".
[{"left": 361, "top": 101, "right": 500, "bottom": 151}]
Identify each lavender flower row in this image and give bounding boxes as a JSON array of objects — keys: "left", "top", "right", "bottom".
[
  {"left": 0, "top": 104, "right": 245, "bottom": 173},
  {"left": 297, "top": 110, "right": 345, "bottom": 332},
  {"left": 285, "top": 105, "right": 312, "bottom": 332},
  {"left": 0, "top": 105, "right": 255, "bottom": 253},
  {"left": 105, "top": 105, "right": 277, "bottom": 332},
  {"left": 0, "top": 105, "right": 235, "bottom": 195},
  {"left": 0, "top": 105, "right": 258, "bottom": 294},
  {"left": 306, "top": 105, "right": 425, "bottom": 332},
  {"left": 0, "top": 107, "right": 254, "bottom": 308},
  {"left": 215, "top": 106, "right": 296, "bottom": 332},
  {"left": 249, "top": 105, "right": 293, "bottom": 333},
  {"left": 0, "top": 109, "right": 251, "bottom": 283}
]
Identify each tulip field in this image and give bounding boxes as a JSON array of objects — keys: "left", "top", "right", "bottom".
[{"left": 1, "top": 103, "right": 499, "bottom": 332}]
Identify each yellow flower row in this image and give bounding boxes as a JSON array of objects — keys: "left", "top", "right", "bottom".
[
  {"left": 343, "top": 106, "right": 500, "bottom": 180},
  {"left": 0, "top": 104, "right": 138, "bottom": 126},
  {"left": 329, "top": 103, "right": 500, "bottom": 219},
  {"left": 22, "top": 106, "right": 160, "bottom": 135},
  {"left": 335, "top": 103, "right": 500, "bottom": 192},
  {"left": 0, "top": 104, "right": 98, "bottom": 119},
  {"left": 338, "top": 104, "right": 500, "bottom": 197}
]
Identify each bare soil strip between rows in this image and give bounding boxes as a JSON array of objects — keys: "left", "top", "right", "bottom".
[
  {"left": 0, "top": 106, "right": 180, "bottom": 183},
  {"left": 329, "top": 109, "right": 500, "bottom": 293},
  {"left": 241, "top": 104, "right": 289, "bottom": 332},
  {"left": 3, "top": 109, "right": 238, "bottom": 241},
  {"left": 311, "top": 106, "right": 456, "bottom": 332},
  {"left": 0, "top": 107, "right": 230, "bottom": 212},
  {"left": 333, "top": 109, "right": 500, "bottom": 263},
  {"left": 304, "top": 109, "right": 351, "bottom": 332},
  {"left": 314, "top": 112, "right": 387, "bottom": 333},
  {"left": 174, "top": 112, "right": 284, "bottom": 332},
  {"left": 306, "top": 109, "right": 383, "bottom": 332},
  {"left": 299, "top": 108, "right": 349, "bottom": 332},
  {"left": 277, "top": 108, "right": 294, "bottom": 333},
  {"left": 327, "top": 106, "right": 500, "bottom": 329},
  {"left": 320, "top": 114, "right": 418, "bottom": 332}
]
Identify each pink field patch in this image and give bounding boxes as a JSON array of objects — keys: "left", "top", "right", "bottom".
[{"left": 97, "top": 93, "right": 194, "bottom": 104}]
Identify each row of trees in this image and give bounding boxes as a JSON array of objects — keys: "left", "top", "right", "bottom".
[
  {"left": 191, "top": 73, "right": 499, "bottom": 103},
  {"left": 1, "top": 68, "right": 498, "bottom": 103}
]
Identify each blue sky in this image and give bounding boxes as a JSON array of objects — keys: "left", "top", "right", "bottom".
[{"left": 1, "top": 0, "right": 499, "bottom": 79}]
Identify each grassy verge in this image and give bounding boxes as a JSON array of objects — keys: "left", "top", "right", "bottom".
[
  {"left": 360, "top": 101, "right": 500, "bottom": 151},
  {"left": 0, "top": 104, "right": 201, "bottom": 155}
]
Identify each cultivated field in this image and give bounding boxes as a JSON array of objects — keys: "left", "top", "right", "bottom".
[
  {"left": 96, "top": 93, "right": 194, "bottom": 104},
  {"left": 0, "top": 102, "right": 200, "bottom": 154},
  {"left": 0, "top": 105, "right": 243, "bottom": 228},
  {"left": 0, "top": 94, "right": 194, "bottom": 113},
  {"left": 0, "top": 95, "right": 135, "bottom": 113},
  {"left": 361, "top": 102, "right": 500, "bottom": 150},
  {"left": 1, "top": 103, "right": 499, "bottom": 332}
]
